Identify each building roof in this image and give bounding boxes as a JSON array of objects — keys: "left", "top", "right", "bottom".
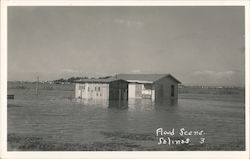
[
  {"left": 116, "top": 74, "right": 181, "bottom": 84},
  {"left": 75, "top": 77, "right": 127, "bottom": 84},
  {"left": 74, "top": 74, "right": 181, "bottom": 84}
]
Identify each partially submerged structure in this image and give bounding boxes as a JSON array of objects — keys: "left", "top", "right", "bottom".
[
  {"left": 75, "top": 78, "right": 128, "bottom": 100},
  {"left": 116, "top": 74, "right": 181, "bottom": 100},
  {"left": 75, "top": 74, "right": 181, "bottom": 101}
]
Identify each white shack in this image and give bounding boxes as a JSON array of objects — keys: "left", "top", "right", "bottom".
[{"left": 75, "top": 78, "right": 128, "bottom": 100}]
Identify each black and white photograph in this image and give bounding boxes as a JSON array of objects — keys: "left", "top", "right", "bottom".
[{"left": 0, "top": 1, "right": 249, "bottom": 158}]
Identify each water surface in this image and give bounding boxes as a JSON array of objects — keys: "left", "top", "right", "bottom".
[{"left": 7, "top": 89, "right": 245, "bottom": 150}]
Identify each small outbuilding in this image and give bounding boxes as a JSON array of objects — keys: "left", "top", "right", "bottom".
[
  {"left": 75, "top": 78, "right": 128, "bottom": 100},
  {"left": 116, "top": 74, "right": 181, "bottom": 100}
]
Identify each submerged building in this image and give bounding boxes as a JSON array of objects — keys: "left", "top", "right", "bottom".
[
  {"left": 75, "top": 74, "right": 181, "bottom": 100},
  {"left": 116, "top": 74, "right": 181, "bottom": 100},
  {"left": 75, "top": 78, "right": 128, "bottom": 100}
]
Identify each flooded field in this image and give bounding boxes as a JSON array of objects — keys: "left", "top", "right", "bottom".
[{"left": 7, "top": 86, "right": 245, "bottom": 151}]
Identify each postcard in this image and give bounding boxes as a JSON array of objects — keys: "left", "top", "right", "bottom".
[{"left": 0, "top": 0, "right": 249, "bottom": 159}]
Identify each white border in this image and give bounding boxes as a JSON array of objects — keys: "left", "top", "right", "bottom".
[
  {"left": 1, "top": 0, "right": 250, "bottom": 6},
  {"left": 1, "top": 1, "right": 249, "bottom": 159}
]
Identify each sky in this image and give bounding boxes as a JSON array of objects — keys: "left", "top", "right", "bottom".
[{"left": 8, "top": 6, "right": 245, "bottom": 87}]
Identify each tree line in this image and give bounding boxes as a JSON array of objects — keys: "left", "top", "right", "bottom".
[{"left": 53, "top": 76, "right": 112, "bottom": 83}]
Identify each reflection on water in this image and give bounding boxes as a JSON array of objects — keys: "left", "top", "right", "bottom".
[
  {"left": 155, "top": 99, "right": 178, "bottom": 106},
  {"left": 109, "top": 100, "right": 128, "bottom": 109},
  {"left": 75, "top": 98, "right": 129, "bottom": 109},
  {"left": 75, "top": 98, "right": 178, "bottom": 110},
  {"left": 7, "top": 89, "right": 245, "bottom": 148},
  {"left": 76, "top": 98, "right": 109, "bottom": 107}
]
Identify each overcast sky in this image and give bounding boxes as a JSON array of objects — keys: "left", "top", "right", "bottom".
[{"left": 8, "top": 6, "right": 245, "bottom": 86}]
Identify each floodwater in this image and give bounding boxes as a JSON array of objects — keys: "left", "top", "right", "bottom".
[{"left": 7, "top": 89, "right": 245, "bottom": 150}]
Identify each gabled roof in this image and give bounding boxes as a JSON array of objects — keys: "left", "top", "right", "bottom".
[
  {"left": 75, "top": 77, "right": 126, "bottom": 84},
  {"left": 116, "top": 74, "right": 181, "bottom": 84},
  {"left": 74, "top": 74, "right": 181, "bottom": 84}
]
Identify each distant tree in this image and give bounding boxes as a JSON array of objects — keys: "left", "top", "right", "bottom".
[
  {"left": 53, "top": 78, "right": 66, "bottom": 84},
  {"left": 53, "top": 76, "right": 90, "bottom": 83},
  {"left": 67, "top": 77, "right": 81, "bottom": 82},
  {"left": 99, "top": 76, "right": 112, "bottom": 79}
]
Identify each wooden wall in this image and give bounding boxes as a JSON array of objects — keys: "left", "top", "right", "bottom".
[
  {"left": 154, "top": 77, "right": 178, "bottom": 100},
  {"left": 75, "top": 83, "right": 109, "bottom": 99},
  {"left": 109, "top": 80, "right": 128, "bottom": 100}
]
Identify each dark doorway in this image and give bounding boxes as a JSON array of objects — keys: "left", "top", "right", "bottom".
[
  {"left": 158, "top": 84, "right": 163, "bottom": 99},
  {"left": 171, "top": 85, "right": 175, "bottom": 97}
]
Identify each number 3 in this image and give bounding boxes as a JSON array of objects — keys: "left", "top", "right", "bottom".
[{"left": 200, "top": 138, "right": 205, "bottom": 144}]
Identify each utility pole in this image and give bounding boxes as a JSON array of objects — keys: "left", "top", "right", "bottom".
[{"left": 36, "top": 76, "right": 39, "bottom": 96}]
